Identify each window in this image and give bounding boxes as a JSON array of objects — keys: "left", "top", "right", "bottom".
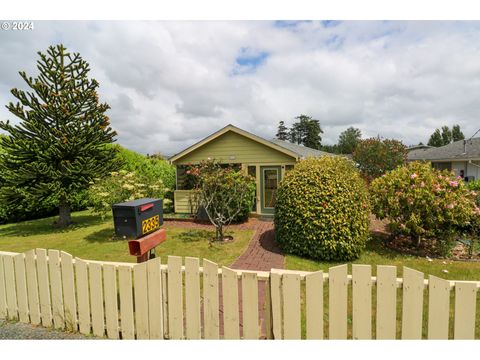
[{"left": 285, "top": 164, "right": 294, "bottom": 173}]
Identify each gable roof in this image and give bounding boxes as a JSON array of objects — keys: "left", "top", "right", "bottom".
[
  {"left": 408, "top": 138, "right": 480, "bottom": 161},
  {"left": 169, "top": 124, "right": 333, "bottom": 163}
]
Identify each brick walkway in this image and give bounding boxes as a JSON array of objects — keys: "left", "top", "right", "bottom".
[{"left": 230, "top": 219, "right": 284, "bottom": 271}]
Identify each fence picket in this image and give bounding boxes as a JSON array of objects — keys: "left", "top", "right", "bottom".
[
  {"left": 24, "top": 250, "right": 40, "bottom": 325},
  {"left": 305, "top": 271, "right": 323, "bottom": 339},
  {"left": 282, "top": 273, "right": 301, "bottom": 339},
  {"left": 352, "top": 265, "right": 372, "bottom": 340},
  {"left": 454, "top": 282, "right": 477, "bottom": 339},
  {"left": 242, "top": 272, "right": 259, "bottom": 339},
  {"left": 203, "top": 259, "right": 219, "bottom": 339},
  {"left": 103, "top": 264, "right": 119, "bottom": 339},
  {"left": 427, "top": 275, "right": 450, "bottom": 339},
  {"left": 60, "top": 252, "right": 77, "bottom": 332},
  {"left": 264, "top": 278, "right": 273, "bottom": 339},
  {"left": 376, "top": 265, "right": 397, "bottom": 339},
  {"left": 48, "top": 250, "right": 65, "bottom": 329},
  {"left": 401, "top": 267, "right": 424, "bottom": 339},
  {"left": 221, "top": 266, "right": 240, "bottom": 339},
  {"left": 147, "top": 258, "right": 164, "bottom": 339},
  {"left": 167, "top": 256, "right": 183, "bottom": 339},
  {"left": 133, "top": 262, "right": 150, "bottom": 340},
  {"left": 89, "top": 262, "right": 105, "bottom": 337},
  {"left": 36, "top": 249, "right": 52, "bottom": 327},
  {"left": 329, "top": 264, "right": 348, "bottom": 339},
  {"left": 3, "top": 255, "right": 17, "bottom": 321},
  {"left": 185, "top": 257, "right": 201, "bottom": 339},
  {"left": 270, "top": 269, "right": 283, "bottom": 339},
  {"left": 75, "top": 258, "right": 90, "bottom": 335},
  {"left": 0, "top": 256, "right": 7, "bottom": 319},
  {"left": 161, "top": 268, "right": 168, "bottom": 338},
  {"left": 118, "top": 265, "right": 135, "bottom": 340},
  {"left": 14, "top": 253, "right": 29, "bottom": 323}
]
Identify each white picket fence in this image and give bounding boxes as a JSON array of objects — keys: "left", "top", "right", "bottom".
[{"left": 0, "top": 249, "right": 479, "bottom": 339}]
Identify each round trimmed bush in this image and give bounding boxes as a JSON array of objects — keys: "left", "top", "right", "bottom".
[{"left": 274, "top": 156, "right": 370, "bottom": 261}]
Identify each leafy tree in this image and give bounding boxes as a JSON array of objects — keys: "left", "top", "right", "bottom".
[
  {"left": 338, "top": 127, "right": 362, "bottom": 154},
  {"left": 320, "top": 144, "right": 341, "bottom": 154},
  {"left": 352, "top": 137, "right": 407, "bottom": 180},
  {"left": 289, "top": 115, "right": 323, "bottom": 149},
  {"left": 452, "top": 124, "right": 465, "bottom": 142},
  {"left": 441, "top": 126, "right": 452, "bottom": 145},
  {"left": 428, "top": 125, "right": 465, "bottom": 147},
  {"left": 192, "top": 160, "right": 255, "bottom": 242},
  {"left": 275, "top": 121, "right": 289, "bottom": 141},
  {"left": 0, "top": 44, "right": 119, "bottom": 227},
  {"left": 427, "top": 129, "right": 443, "bottom": 147}
]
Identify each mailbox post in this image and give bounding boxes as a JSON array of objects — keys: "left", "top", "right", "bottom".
[{"left": 112, "top": 198, "right": 167, "bottom": 263}]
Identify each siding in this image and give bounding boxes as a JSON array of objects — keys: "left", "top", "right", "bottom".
[
  {"left": 173, "top": 131, "right": 296, "bottom": 165},
  {"left": 174, "top": 190, "right": 196, "bottom": 214}
]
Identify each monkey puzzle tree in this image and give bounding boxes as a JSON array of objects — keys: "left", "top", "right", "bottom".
[{"left": 0, "top": 44, "right": 119, "bottom": 227}]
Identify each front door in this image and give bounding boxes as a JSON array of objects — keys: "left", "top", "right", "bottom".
[{"left": 260, "top": 166, "right": 281, "bottom": 215}]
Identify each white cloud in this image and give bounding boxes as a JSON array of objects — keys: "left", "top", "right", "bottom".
[{"left": 1, "top": 20, "right": 480, "bottom": 155}]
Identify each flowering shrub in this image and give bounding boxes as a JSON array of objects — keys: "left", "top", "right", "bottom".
[
  {"left": 370, "top": 161, "right": 478, "bottom": 255},
  {"left": 275, "top": 156, "right": 370, "bottom": 261},
  {"left": 89, "top": 170, "right": 169, "bottom": 219}
]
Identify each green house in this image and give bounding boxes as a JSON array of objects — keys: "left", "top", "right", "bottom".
[{"left": 169, "top": 124, "right": 333, "bottom": 216}]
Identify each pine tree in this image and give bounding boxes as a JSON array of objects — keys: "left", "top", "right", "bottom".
[
  {"left": 289, "top": 115, "right": 323, "bottom": 149},
  {"left": 427, "top": 129, "right": 443, "bottom": 147},
  {"left": 338, "top": 127, "right": 362, "bottom": 154},
  {"left": 452, "top": 124, "right": 465, "bottom": 142},
  {"left": 276, "top": 121, "right": 289, "bottom": 141},
  {"left": 0, "top": 44, "right": 119, "bottom": 227}
]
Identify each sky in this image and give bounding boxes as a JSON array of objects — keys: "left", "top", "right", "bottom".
[{"left": 1, "top": 20, "right": 480, "bottom": 156}]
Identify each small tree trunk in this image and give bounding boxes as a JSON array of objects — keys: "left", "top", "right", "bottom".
[
  {"left": 217, "top": 224, "right": 224, "bottom": 242},
  {"left": 57, "top": 198, "right": 72, "bottom": 227}
]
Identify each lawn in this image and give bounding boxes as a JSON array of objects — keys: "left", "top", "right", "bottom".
[
  {"left": 0, "top": 210, "right": 254, "bottom": 266},
  {"left": 286, "top": 234, "right": 480, "bottom": 281}
]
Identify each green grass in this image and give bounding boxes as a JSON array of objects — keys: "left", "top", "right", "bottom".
[
  {"left": 286, "top": 234, "right": 480, "bottom": 280},
  {"left": 0, "top": 210, "right": 254, "bottom": 266}
]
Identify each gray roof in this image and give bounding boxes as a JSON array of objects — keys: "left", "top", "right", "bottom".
[
  {"left": 408, "top": 138, "right": 480, "bottom": 161},
  {"left": 270, "top": 139, "right": 334, "bottom": 158}
]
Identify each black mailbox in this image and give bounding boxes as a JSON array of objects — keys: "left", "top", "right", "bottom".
[{"left": 112, "top": 198, "right": 163, "bottom": 239}]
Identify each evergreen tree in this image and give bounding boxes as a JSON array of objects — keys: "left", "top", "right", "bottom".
[
  {"left": 289, "top": 115, "right": 323, "bottom": 149},
  {"left": 452, "top": 124, "right": 465, "bottom": 142},
  {"left": 275, "top": 121, "right": 289, "bottom": 141},
  {"left": 441, "top": 126, "right": 452, "bottom": 145},
  {"left": 0, "top": 44, "right": 119, "bottom": 227},
  {"left": 338, "top": 127, "right": 362, "bottom": 154},
  {"left": 427, "top": 129, "right": 443, "bottom": 147},
  {"left": 289, "top": 122, "right": 301, "bottom": 144}
]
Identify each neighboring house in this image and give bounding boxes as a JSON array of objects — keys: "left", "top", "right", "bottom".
[
  {"left": 407, "top": 144, "right": 433, "bottom": 152},
  {"left": 169, "top": 124, "right": 333, "bottom": 216},
  {"left": 408, "top": 138, "right": 480, "bottom": 181}
]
